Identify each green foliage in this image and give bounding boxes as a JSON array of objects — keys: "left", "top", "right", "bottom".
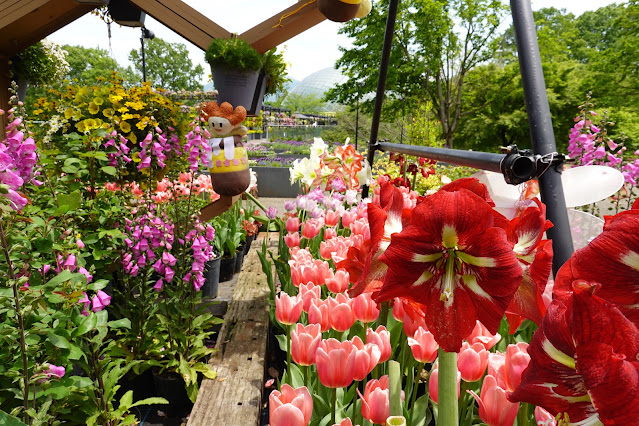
[
  {"left": 205, "top": 37, "right": 263, "bottom": 73},
  {"left": 262, "top": 48, "right": 290, "bottom": 96},
  {"left": 129, "top": 38, "right": 204, "bottom": 90},
  {"left": 63, "top": 45, "right": 134, "bottom": 86},
  {"left": 10, "top": 40, "right": 69, "bottom": 86},
  {"left": 282, "top": 92, "right": 326, "bottom": 114}
]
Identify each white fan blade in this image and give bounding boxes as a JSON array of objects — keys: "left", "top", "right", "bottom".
[
  {"left": 567, "top": 209, "right": 604, "bottom": 250},
  {"left": 561, "top": 165, "right": 625, "bottom": 207}
]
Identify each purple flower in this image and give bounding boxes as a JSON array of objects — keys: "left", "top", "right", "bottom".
[
  {"left": 91, "top": 290, "right": 111, "bottom": 312},
  {"left": 284, "top": 200, "right": 297, "bottom": 212},
  {"left": 45, "top": 364, "right": 66, "bottom": 379},
  {"left": 265, "top": 206, "right": 278, "bottom": 220},
  {"left": 154, "top": 279, "right": 164, "bottom": 292},
  {"left": 76, "top": 239, "right": 85, "bottom": 249},
  {"left": 78, "top": 292, "right": 90, "bottom": 316}
]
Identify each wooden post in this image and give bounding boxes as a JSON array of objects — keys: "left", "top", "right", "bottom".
[{"left": 0, "top": 54, "right": 9, "bottom": 141}]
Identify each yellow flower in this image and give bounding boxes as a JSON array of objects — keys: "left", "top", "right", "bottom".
[
  {"left": 74, "top": 110, "right": 83, "bottom": 121},
  {"left": 88, "top": 102, "right": 99, "bottom": 114},
  {"left": 131, "top": 151, "right": 141, "bottom": 163},
  {"left": 136, "top": 120, "right": 148, "bottom": 130},
  {"left": 33, "top": 109, "right": 43, "bottom": 115},
  {"left": 125, "top": 101, "right": 145, "bottom": 111},
  {"left": 120, "top": 121, "right": 131, "bottom": 133},
  {"left": 118, "top": 107, "right": 129, "bottom": 113},
  {"left": 64, "top": 107, "right": 74, "bottom": 119},
  {"left": 93, "top": 97, "right": 104, "bottom": 106},
  {"left": 103, "top": 108, "right": 114, "bottom": 118},
  {"left": 109, "top": 94, "right": 123, "bottom": 103},
  {"left": 128, "top": 132, "right": 137, "bottom": 144},
  {"left": 121, "top": 113, "right": 135, "bottom": 120},
  {"left": 76, "top": 121, "right": 87, "bottom": 133}
]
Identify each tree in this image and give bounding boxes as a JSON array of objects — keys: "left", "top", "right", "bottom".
[
  {"left": 326, "top": 0, "right": 505, "bottom": 148},
  {"left": 128, "top": 38, "right": 204, "bottom": 91},
  {"left": 282, "top": 93, "right": 326, "bottom": 114},
  {"left": 63, "top": 45, "right": 134, "bottom": 86}
]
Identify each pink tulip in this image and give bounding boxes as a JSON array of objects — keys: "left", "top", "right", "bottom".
[
  {"left": 392, "top": 297, "right": 407, "bottom": 322},
  {"left": 468, "top": 375, "right": 519, "bottom": 426},
  {"left": 285, "top": 232, "right": 301, "bottom": 248},
  {"left": 466, "top": 320, "right": 501, "bottom": 350},
  {"left": 324, "top": 210, "right": 340, "bottom": 227},
  {"left": 308, "top": 299, "right": 330, "bottom": 332},
  {"left": 407, "top": 326, "right": 439, "bottom": 363},
  {"left": 504, "top": 342, "right": 530, "bottom": 392},
  {"left": 342, "top": 210, "right": 358, "bottom": 228},
  {"left": 487, "top": 352, "right": 507, "bottom": 389},
  {"left": 457, "top": 342, "right": 489, "bottom": 382},
  {"left": 316, "top": 338, "right": 357, "bottom": 388},
  {"left": 286, "top": 217, "right": 301, "bottom": 233},
  {"left": 302, "top": 218, "right": 323, "bottom": 239},
  {"left": 323, "top": 227, "right": 337, "bottom": 240},
  {"left": 299, "top": 283, "right": 321, "bottom": 313},
  {"left": 535, "top": 406, "right": 557, "bottom": 426},
  {"left": 290, "top": 256, "right": 332, "bottom": 287},
  {"left": 333, "top": 419, "right": 357, "bottom": 426},
  {"left": 351, "top": 336, "right": 382, "bottom": 381},
  {"left": 292, "top": 323, "right": 322, "bottom": 366},
  {"left": 366, "top": 326, "right": 392, "bottom": 363},
  {"left": 429, "top": 363, "right": 461, "bottom": 404},
  {"left": 275, "top": 291, "right": 303, "bottom": 325},
  {"left": 351, "top": 292, "right": 380, "bottom": 323},
  {"left": 403, "top": 309, "right": 427, "bottom": 338},
  {"left": 328, "top": 293, "right": 356, "bottom": 332},
  {"left": 326, "top": 268, "right": 350, "bottom": 293},
  {"left": 269, "top": 384, "right": 313, "bottom": 426},
  {"left": 358, "top": 376, "right": 390, "bottom": 425}
]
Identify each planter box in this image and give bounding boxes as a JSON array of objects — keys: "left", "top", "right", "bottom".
[{"left": 253, "top": 166, "right": 300, "bottom": 198}]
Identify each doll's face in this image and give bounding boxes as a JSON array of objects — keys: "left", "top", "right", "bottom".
[{"left": 208, "top": 116, "right": 235, "bottom": 135}]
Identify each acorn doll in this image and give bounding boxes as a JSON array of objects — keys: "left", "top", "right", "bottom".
[{"left": 201, "top": 101, "right": 251, "bottom": 196}]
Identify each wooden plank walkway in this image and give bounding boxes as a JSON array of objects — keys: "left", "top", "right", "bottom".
[{"left": 188, "top": 241, "right": 272, "bottom": 426}]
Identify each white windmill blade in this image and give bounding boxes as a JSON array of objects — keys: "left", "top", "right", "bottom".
[
  {"left": 567, "top": 209, "right": 604, "bottom": 250},
  {"left": 472, "top": 165, "right": 625, "bottom": 208}
]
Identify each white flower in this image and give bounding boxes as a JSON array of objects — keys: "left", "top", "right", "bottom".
[
  {"left": 440, "top": 175, "right": 452, "bottom": 184},
  {"left": 356, "top": 159, "right": 372, "bottom": 186},
  {"left": 310, "top": 137, "right": 327, "bottom": 161},
  {"left": 246, "top": 168, "right": 257, "bottom": 192}
]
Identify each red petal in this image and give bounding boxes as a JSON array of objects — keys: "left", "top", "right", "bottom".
[
  {"left": 439, "top": 177, "right": 496, "bottom": 207},
  {"left": 577, "top": 343, "right": 639, "bottom": 424},
  {"left": 506, "top": 201, "right": 553, "bottom": 256}
]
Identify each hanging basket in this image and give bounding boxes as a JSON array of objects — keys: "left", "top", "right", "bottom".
[
  {"left": 317, "top": 0, "right": 361, "bottom": 22},
  {"left": 210, "top": 66, "right": 267, "bottom": 116}
]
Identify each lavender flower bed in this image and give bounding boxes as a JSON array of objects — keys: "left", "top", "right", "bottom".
[{"left": 249, "top": 156, "right": 296, "bottom": 168}]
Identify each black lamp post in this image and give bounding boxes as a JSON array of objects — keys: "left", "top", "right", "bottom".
[
  {"left": 355, "top": 81, "right": 365, "bottom": 150},
  {"left": 140, "top": 27, "right": 155, "bottom": 83}
]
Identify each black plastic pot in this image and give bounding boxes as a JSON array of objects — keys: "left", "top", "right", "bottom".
[
  {"left": 219, "top": 253, "right": 236, "bottom": 282},
  {"left": 210, "top": 66, "right": 267, "bottom": 116},
  {"left": 202, "top": 253, "right": 221, "bottom": 298},
  {"left": 115, "top": 369, "right": 155, "bottom": 406},
  {"left": 234, "top": 245, "right": 246, "bottom": 273},
  {"left": 244, "top": 234, "right": 255, "bottom": 255},
  {"left": 152, "top": 372, "right": 192, "bottom": 418}
]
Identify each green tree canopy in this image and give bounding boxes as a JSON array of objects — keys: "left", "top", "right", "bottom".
[
  {"left": 128, "top": 38, "right": 204, "bottom": 91},
  {"left": 63, "top": 45, "right": 134, "bottom": 86},
  {"left": 282, "top": 93, "right": 326, "bottom": 114}
]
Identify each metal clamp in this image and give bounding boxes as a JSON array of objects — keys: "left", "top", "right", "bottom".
[{"left": 499, "top": 145, "right": 565, "bottom": 185}]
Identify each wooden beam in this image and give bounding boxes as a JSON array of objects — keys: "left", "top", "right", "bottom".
[
  {"left": 199, "top": 195, "right": 241, "bottom": 222},
  {"left": 128, "top": 0, "right": 231, "bottom": 51},
  {"left": 0, "top": 55, "right": 9, "bottom": 141},
  {"left": 0, "top": 0, "right": 49, "bottom": 29},
  {"left": 240, "top": 1, "right": 326, "bottom": 54}
]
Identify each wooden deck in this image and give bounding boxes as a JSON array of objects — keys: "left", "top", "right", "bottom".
[{"left": 188, "top": 240, "right": 272, "bottom": 426}]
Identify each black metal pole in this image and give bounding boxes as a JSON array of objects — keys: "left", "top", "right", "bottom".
[
  {"left": 363, "top": 0, "right": 401, "bottom": 198},
  {"left": 141, "top": 34, "right": 147, "bottom": 83},
  {"left": 511, "top": 0, "right": 573, "bottom": 274},
  {"left": 377, "top": 142, "right": 505, "bottom": 172},
  {"left": 355, "top": 94, "right": 360, "bottom": 150}
]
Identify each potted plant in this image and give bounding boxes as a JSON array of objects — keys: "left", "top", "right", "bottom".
[
  {"left": 205, "top": 37, "right": 264, "bottom": 115},
  {"left": 262, "top": 48, "right": 290, "bottom": 98}
]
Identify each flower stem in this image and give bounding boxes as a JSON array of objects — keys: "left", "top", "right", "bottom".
[
  {"left": 517, "top": 402, "right": 531, "bottom": 426},
  {"left": 286, "top": 324, "right": 292, "bottom": 384},
  {"left": 0, "top": 217, "right": 30, "bottom": 422},
  {"left": 409, "top": 363, "right": 425, "bottom": 426},
  {"left": 437, "top": 349, "right": 459, "bottom": 426},
  {"left": 331, "top": 386, "right": 337, "bottom": 425}
]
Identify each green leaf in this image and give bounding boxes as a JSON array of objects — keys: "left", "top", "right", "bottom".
[
  {"left": 411, "top": 394, "right": 432, "bottom": 426},
  {"left": 52, "top": 205, "right": 70, "bottom": 216},
  {"left": 58, "top": 191, "right": 82, "bottom": 212},
  {"left": 101, "top": 166, "right": 117, "bottom": 176},
  {"left": 0, "top": 409, "right": 27, "bottom": 425},
  {"left": 45, "top": 270, "right": 74, "bottom": 287},
  {"left": 75, "top": 313, "right": 98, "bottom": 336},
  {"left": 119, "top": 390, "right": 133, "bottom": 410},
  {"left": 107, "top": 318, "right": 131, "bottom": 329},
  {"left": 130, "top": 397, "right": 169, "bottom": 408},
  {"left": 33, "top": 237, "right": 53, "bottom": 253},
  {"left": 46, "top": 331, "right": 71, "bottom": 349},
  {"left": 61, "top": 165, "right": 79, "bottom": 174}
]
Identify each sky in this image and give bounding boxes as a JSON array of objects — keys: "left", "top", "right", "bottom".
[{"left": 47, "top": 0, "right": 622, "bottom": 84}]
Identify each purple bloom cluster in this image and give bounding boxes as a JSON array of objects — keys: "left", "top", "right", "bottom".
[
  {"left": 184, "top": 119, "right": 212, "bottom": 172},
  {"left": 0, "top": 108, "right": 38, "bottom": 210},
  {"left": 105, "top": 131, "right": 132, "bottom": 166},
  {"left": 183, "top": 222, "right": 216, "bottom": 291},
  {"left": 137, "top": 126, "right": 183, "bottom": 171},
  {"left": 250, "top": 156, "right": 296, "bottom": 167}
]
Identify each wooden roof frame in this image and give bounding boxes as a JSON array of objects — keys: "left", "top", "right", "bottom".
[{"left": 0, "top": 0, "right": 327, "bottom": 137}]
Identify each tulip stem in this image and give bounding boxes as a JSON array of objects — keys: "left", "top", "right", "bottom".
[
  {"left": 303, "top": 364, "right": 309, "bottom": 389},
  {"left": 286, "top": 325, "right": 292, "bottom": 384},
  {"left": 437, "top": 349, "right": 459, "bottom": 426},
  {"left": 409, "top": 363, "right": 425, "bottom": 426},
  {"left": 517, "top": 402, "right": 531, "bottom": 426},
  {"left": 331, "top": 386, "right": 337, "bottom": 425}
]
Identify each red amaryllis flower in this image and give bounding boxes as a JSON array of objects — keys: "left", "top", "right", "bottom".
[
  {"left": 504, "top": 199, "right": 554, "bottom": 329},
  {"left": 509, "top": 281, "right": 639, "bottom": 424},
  {"left": 553, "top": 207, "right": 639, "bottom": 327},
  {"left": 343, "top": 180, "right": 407, "bottom": 297},
  {"left": 375, "top": 188, "right": 522, "bottom": 352}
]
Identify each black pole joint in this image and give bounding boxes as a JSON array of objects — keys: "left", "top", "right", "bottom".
[{"left": 500, "top": 145, "right": 565, "bottom": 185}]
